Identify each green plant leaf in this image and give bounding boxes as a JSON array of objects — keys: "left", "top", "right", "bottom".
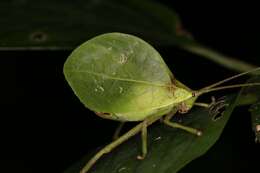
[
  {"left": 0, "top": 0, "right": 191, "bottom": 50},
  {"left": 2, "top": 0, "right": 255, "bottom": 74},
  {"left": 64, "top": 94, "right": 239, "bottom": 173}
]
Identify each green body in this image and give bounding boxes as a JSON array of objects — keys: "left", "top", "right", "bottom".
[{"left": 64, "top": 33, "right": 196, "bottom": 121}]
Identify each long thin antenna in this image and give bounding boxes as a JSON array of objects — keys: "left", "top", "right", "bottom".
[
  {"left": 196, "top": 83, "right": 260, "bottom": 96},
  {"left": 200, "top": 67, "right": 260, "bottom": 91}
]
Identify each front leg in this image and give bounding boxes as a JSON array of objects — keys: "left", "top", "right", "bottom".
[{"left": 194, "top": 96, "right": 228, "bottom": 119}]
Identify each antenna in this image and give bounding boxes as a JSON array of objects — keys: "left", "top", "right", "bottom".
[
  {"left": 201, "top": 67, "right": 260, "bottom": 90},
  {"left": 194, "top": 67, "right": 260, "bottom": 96}
]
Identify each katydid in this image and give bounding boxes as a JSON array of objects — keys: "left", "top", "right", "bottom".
[{"left": 63, "top": 33, "right": 260, "bottom": 173}]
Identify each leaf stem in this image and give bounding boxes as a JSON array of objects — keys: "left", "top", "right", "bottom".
[{"left": 181, "top": 43, "right": 258, "bottom": 74}]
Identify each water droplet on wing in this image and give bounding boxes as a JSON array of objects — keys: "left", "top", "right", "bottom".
[{"left": 119, "top": 87, "right": 123, "bottom": 93}]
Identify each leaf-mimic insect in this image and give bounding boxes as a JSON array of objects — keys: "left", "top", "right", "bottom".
[{"left": 63, "top": 33, "right": 260, "bottom": 173}]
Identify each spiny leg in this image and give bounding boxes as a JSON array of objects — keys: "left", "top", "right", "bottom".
[
  {"left": 80, "top": 116, "right": 161, "bottom": 173},
  {"left": 163, "top": 112, "right": 202, "bottom": 136},
  {"left": 113, "top": 122, "right": 125, "bottom": 140},
  {"left": 137, "top": 119, "right": 147, "bottom": 160}
]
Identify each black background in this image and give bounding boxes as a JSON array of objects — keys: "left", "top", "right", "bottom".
[{"left": 1, "top": 1, "right": 260, "bottom": 173}]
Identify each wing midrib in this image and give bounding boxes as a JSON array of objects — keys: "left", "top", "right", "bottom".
[{"left": 68, "top": 70, "right": 171, "bottom": 87}]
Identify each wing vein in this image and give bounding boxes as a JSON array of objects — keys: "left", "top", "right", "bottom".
[{"left": 68, "top": 70, "right": 171, "bottom": 87}]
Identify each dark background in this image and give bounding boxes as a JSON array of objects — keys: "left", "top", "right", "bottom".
[{"left": 1, "top": 1, "right": 260, "bottom": 173}]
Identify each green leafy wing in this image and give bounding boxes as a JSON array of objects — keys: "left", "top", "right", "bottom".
[{"left": 64, "top": 33, "right": 179, "bottom": 115}]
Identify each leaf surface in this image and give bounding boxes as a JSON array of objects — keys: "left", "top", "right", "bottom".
[{"left": 0, "top": 0, "right": 191, "bottom": 50}]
